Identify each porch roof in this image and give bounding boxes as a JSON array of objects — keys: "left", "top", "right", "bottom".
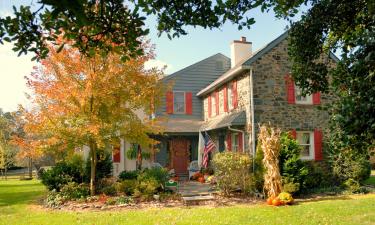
[
  {"left": 200, "top": 110, "right": 246, "bottom": 131},
  {"left": 160, "top": 119, "right": 203, "bottom": 133}
]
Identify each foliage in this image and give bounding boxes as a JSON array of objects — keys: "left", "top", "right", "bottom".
[
  {"left": 328, "top": 147, "right": 371, "bottom": 185},
  {"left": 279, "top": 132, "right": 308, "bottom": 193},
  {"left": 100, "top": 185, "right": 117, "bottom": 196},
  {"left": 41, "top": 161, "right": 84, "bottom": 191},
  {"left": 138, "top": 167, "right": 169, "bottom": 187},
  {"left": 254, "top": 141, "right": 265, "bottom": 192},
  {"left": 45, "top": 190, "right": 66, "bottom": 208},
  {"left": 0, "top": 110, "right": 19, "bottom": 178},
  {"left": 60, "top": 182, "right": 89, "bottom": 200},
  {"left": 213, "top": 152, "right": 254, "bottom": 196},
  {"left": 116, "top": 196, "right": 135, "bottom": 205},
  {"left": 303, "top": 161, "right": 336, "bottom": 190},
  {"left": 118, "top": 170, "right": 139, "bottom": 181},
  {"left": 258, "top": 124, "right": 282, "bottom": 198},
  {"left": 20, "top": 41, "right": 164, "bottom": 195},
  {"left": 84, "top": 150, "right": 113, "bottom": 182},
  {"left": 118, "top": 180, "right": 138, "bottom": 196},
  {"left": 133, "top": 177, "right": 159, "bottom": 200}
]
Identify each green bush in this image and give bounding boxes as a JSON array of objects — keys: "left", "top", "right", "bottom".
[
  {"left": 133, "top": 178, "right": 159, "bottom": 200},
  {"left": 96, "top": 178, "right": 117, "bottom": 195},
  {"left": 116, "top": 196, "right": 134, "bottom": 205},
  {"left": 118, "top": 180, "right": 137, "bottom": 195},
  {"left": 330, "top": 148, "right": 371, "bottom": 184},
  {"left": 60, "top": 182, "right": 89, "bottom": 200},
  {"left": 303, "top": 161, "right": 336, "bottom": 190},
  {"left": 41, "top": 161, "right": 84, "bottom": 191},
  {"left": 85, "top": 150, "right": 113, "bottom": 182},
  {"left": 118, "top": 170, "right": 139, "bottom": 180},
  {"left": 45, "top": 190, "right": 66, "bottom": 208},
  {"left": 279, "top": 133, "right": 308, "bottom": 194},
  {"left": 101, "top": 185, "right": 117, "bottom": 196},
  {"left": 138, "top": 167, "right": 169, "bottom": 188},
  {"left": 213, "top": 152, "right": 254, "bottom": 195}
]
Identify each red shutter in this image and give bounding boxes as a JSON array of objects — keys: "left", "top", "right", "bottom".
[
  {"left": 208, "top": 95, "right": 212, "bottom": 118},
  {"left": 113, "top": 147, "right": 121, "bottom": 163},
  {"left": 313, "top": 92, "right": 321, "bottom": 105},
  {"left": 223, "top": 85, "right": 228, "bottom": 112},
  {"left": 185, "top": 92, "right": 192, "bottom": 114},
  {"left": 314, "top": 129, "right": 323, "bottom": 161},
  {"left": 166, "top": 91, "right": 173, "bottom": 114},
  {"left": 232, "top": 81, "right": 238, "bottom": 108},
  {"left": 226, "top": 132, "right": 232, "bottom": 151},
  {"left": 285, "top": 75, "right": 295, "bottom": 104},
  {"left": 215, "top": 91, "right": 219, "bottom": 115},
  {"left": 290, "top": 129, "right": 297, "bottom": 139},
  {"left": 238, "top": 132, "right": 243, "bottom": 152}
]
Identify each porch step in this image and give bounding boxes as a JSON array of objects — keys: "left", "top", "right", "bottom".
[
  {"left": 182, "top": 195, "right": 215, "bottom": 205},
  {"left": 175, "top": 173, "right": 189, "bottom": 181}
]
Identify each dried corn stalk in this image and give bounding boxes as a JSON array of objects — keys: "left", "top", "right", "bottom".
[{"left": 258, "top": 124, "right": 282, "bottom": 198}]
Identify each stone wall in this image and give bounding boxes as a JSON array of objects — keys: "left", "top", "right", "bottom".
[{"left": 251, "top": 38, "right": 335, "bottom": 135}]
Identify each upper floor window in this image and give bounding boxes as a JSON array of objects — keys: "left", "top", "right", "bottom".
[
  {"left": 295, "top": 85, "right": 312, "bottom": 104},
  {"left": 173, "top": 91, "right": 185, "bottom": 113},
  {"left": 296, "top": 131, "right": 314, "bottom": 160}
]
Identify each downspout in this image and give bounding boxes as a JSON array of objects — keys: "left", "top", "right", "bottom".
[
  {"left": 250, "top": 67, "right": 256, "bottom": 172},
  {"left": 228, "top": 126, "right": 245, "bottom": 152}
]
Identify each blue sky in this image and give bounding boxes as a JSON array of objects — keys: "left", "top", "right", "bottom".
[{"left": 0, "top": 1, "right": 307, "bottom": 112}]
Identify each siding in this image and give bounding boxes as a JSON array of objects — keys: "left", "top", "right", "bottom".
[{"left": 156, "top": 53, "right": 231, "bottom": 120}]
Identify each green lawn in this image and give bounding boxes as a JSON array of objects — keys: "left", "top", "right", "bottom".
[{"left": 1, "top": 179, "right": 375, "bottom": 225}]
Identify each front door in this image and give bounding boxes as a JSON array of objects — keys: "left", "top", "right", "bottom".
[{"left": 171, "top": 138, "right": 189, "bottom": 174}]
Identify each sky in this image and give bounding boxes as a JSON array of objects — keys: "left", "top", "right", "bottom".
[{"left": 0, "top": 1, "right": 307, "bottom": 112}]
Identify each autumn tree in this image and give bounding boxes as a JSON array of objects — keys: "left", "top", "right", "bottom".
[
  {"left": 0, "top": 111, "right": 18, "bottom": 180},
  {"left": 23, "top": 42, "right": 164, "bottom": 195}
]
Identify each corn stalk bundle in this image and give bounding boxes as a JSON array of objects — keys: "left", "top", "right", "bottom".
[{"left": 258, "top": 124, "right": 282, "bottom": 198}]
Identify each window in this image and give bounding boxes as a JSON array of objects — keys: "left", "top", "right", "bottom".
[
  {"left": 211, "top": 93, "right": 217, "bottom": 116},
  {"left": 295, "top": 85, "right": 312, "bottom": 104},
  {"left": 296, "top": 131, "right": 314, "bottom": 160},
  {"left": 227, "top": 84, "right": 233, "bottom": 110},
  {"left": 173, "top": 91, "right": 185, "bottom": 113},
  {"left": 231, "top": 133, "right": 239, "bottom": 152}
]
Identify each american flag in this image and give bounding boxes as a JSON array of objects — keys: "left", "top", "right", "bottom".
[{"left": 202, "top": 132, "right": 216, "bottom": 168}]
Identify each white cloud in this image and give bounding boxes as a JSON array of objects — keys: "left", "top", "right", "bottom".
[
  {"left": 144, "top": 59, "right": 173, "bottom": 74},
  {"left": 0, "top": 43, "right": 35, "bottom": 112}
]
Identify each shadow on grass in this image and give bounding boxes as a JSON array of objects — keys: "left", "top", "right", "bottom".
[
  {"left": 0, "top": 190, "right": 44, "bottom": 207},
  {"left": 294, "top": 195, "right": 352, "bottom": 205}
]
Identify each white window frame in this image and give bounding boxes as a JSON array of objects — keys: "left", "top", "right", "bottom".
[
  {"left": 296, "top": 131, "right": 315, "bottom": 160},
  {"left": 295, "top": 85, "right": 313, "bottom": 105},
  {"left": 232, "top": 133, "right": 239, "bottom": 152},
  {"left": 211, "top": 92, "right": 217, "bottom": 116},
  {"left": 173, "top": 91, "right": 185, "bottom": 114},
  {"left": 227, "top": 84, "right": 233, "bottom": 111}
]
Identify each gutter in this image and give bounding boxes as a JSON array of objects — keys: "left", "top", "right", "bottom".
[{"left": 228, "top": 126, "right": 245, "bottom": 152}]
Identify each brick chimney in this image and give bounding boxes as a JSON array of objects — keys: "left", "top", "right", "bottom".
[{"left": 230, "top": 36, "right": 252, "bottom": 68}]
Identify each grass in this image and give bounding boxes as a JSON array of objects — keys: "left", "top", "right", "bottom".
[
  {"left": 363, "top": 170, "right": 375, "bottom": 186},
  {"left": 1, "top": 179, "right": 375, "bottom": 225}
]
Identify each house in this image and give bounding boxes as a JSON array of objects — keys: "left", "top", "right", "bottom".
[{"left": 111, "top": 31, "right": 338, "bottom": 177}]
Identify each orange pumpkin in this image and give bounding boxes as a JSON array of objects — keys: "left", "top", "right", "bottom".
[
  {"left": 272, "top": 197, "right": 282, "bottom": 206},
  {"left": 198, "top": 176, "right": 205, "bottom": 183},
  {"left": 266, "top": 197, "right": 274, "bottom": 205}
]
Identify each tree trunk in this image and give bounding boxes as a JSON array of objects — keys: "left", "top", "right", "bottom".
[
  {"left": 136, "top": 144, "right": 142, "bottom": 171},
  {"left": 28, "top": 157, "right": 33, "bottom": 179},
  {"left": 90, "top": 141, "right": 97, "bottom": 196}
]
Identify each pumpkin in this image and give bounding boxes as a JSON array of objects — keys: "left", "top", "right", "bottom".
[
  {"left": 272, "top": 197, "right": 282, "bottom": 206},
  {"left": 198, "top": 176, "right": 205, "bottom": 183},
  {"left": 266, "top": 197, "right": 274, "bottom": 205},
  {"left": 278, "top": 192, "right": 294, "bottom": 205}
]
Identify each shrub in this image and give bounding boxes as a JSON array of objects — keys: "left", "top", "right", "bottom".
[
  {"left": 45, "top": 190, "right": 66, "bottom": 208},
  {"left": 85, "top": 150, "right": 113, "bottom": 182},
  {"left": 101, "top": 185, "right": 117, "bottom": 196},
  {"left": 213, "top": 152, "right": 254, "bottom": 195},
  {"left": 41, "top": 161, "right": 84, "bottom": 191},
  {"left": 330, "top": 148, "right": 371, "bottom": 184},
  {"left": 138, "top": 167, "right": 169, "bottom": 188},
  {"left": 97, "top": 178, "right": 118, "bottom": 196},
  {"left": 116, "top": 196, "right": 134, "bottom": 205},
  {"left": 133, "top": 178, "right": 159, "bottom": 200},
  {"left": 60, "top": 182, "right": 89, "bottom": 200},
  {"left": 279, "top": 132, "right": 308, "bottom": 194},
  {"left": 303, "top": 161, "right": 336, "bottom": 190},
  {"left": 118, "top": 170, "right": 139, "bottom": 181},
  {"left": 118, "top": 180, "right": 137, "bottom": 195}
]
